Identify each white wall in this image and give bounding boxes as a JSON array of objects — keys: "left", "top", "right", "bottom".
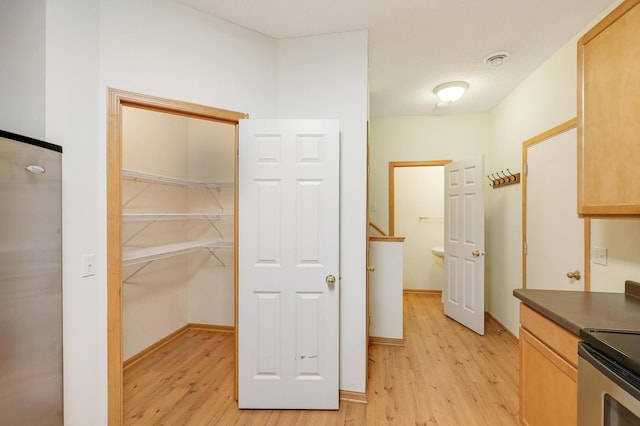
[
  {"left": 122, "top": 108, "right": 190, "bottom": 360},
  {"left": 276, "top": 30, "right": 369, "bottom": 393},
  {"left": 486, "top": 41, "right": 578, "bottom": 335},
  {"left": 100, "top": 0, "right": 277, "bottom": 116},
  {"left": 0, "top": 0, "right": 46, "bottom": 138},
  {"left": 590, "top": 219, "right": 640, "bottom": 292},
  {"left": 45, "top": 0, "right": 101, "bottom": 423},
  {"left": 187, "top": 120, "right": 236, "bottom": 326}
]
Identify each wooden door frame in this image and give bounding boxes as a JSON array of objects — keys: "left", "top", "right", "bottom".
[
  {"left": 106, "top": 88, "right": 246, "bottom": 424},
  {"left": 388, "top": 160, "right": 451, "bottom": 236},
  {"left": 521, "top": 117, "right": 591, "bottom": 291}
]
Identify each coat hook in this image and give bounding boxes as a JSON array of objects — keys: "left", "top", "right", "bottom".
[{"left": 489, "top": 168, "right": 520, "bottom": 188}]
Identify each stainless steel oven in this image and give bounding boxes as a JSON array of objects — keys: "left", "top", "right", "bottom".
[{"left": 578, "top": 330, "right": 640, "bottom": 426}]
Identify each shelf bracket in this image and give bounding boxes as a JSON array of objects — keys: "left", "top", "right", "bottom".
[
  {"left": 207, "top": 187, "right": 224, "bottom": 212},
  {"left": 123, "top": 181, "right": 154, "bottom": 208},
  {"left": 123, "top": 260, "right": 154, "bottom": 283},
  {"left": 205, "top": 247, "right": 226, "bottom": 267},
  {"left": 123, "top": 221, "right": 157, "bottom": 245},
  {"left": 206, "top": 219, "right": 224, "bottom": 238}
]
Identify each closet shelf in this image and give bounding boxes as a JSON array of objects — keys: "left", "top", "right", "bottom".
[
  {"left": 123, "top": 240, "right": 233, "bottom": 266},
  {"left": 122, "top": 213, "right": 232, "bottom": 222},
  {"left": 122, "top": 169, "right": 233, "bottom": 188}
]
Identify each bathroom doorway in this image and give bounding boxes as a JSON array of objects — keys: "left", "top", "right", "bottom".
[{"left": 389, "top": 160, "right": 450, "bottom": 293}]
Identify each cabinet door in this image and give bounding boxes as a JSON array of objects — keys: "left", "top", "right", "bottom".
[
  {"left": 578, "top": 0, "right": 640, "bottom": 215},
  {"left": 368, "top": 238, "right": 404, "bottom": 341},
  {"left": 520, "top": 329, "right": 577, "bottom": 426}
]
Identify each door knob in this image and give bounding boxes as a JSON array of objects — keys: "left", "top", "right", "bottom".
[
  {"left": 567, "top": 270, "right": 581, "bottom": 280},
  {"left": 326, "top": 275, "right": 336, "bottom": 288},
  {"left": 367, "top": 266, "right": 375, "bottom": 272},
  {"left": 472, "top": 250, "right": 483, "bottom": 257}
]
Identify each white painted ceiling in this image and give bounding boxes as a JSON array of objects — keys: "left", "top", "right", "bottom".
[{"left": 174, "top": 0, "right": 615, "bottom": 117}]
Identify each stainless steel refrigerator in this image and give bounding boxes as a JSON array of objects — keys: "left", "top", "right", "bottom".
[{"left": 0, "top": 130, "right": 63, "bottom": 425}]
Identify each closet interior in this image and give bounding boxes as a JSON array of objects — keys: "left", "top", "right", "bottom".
[{"left": 121, "top": 105, "right": 235, "bottom": 364}]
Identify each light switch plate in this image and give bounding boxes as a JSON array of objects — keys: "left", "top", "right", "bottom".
[
  {"left": 82, "top": 254, "right": 96, "bottom": 277},
  {"left": 593, "top": 247, "right": 607, "bottom": 266}
]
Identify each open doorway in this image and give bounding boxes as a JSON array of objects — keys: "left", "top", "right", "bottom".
[
  {"left": 389, "top": 160, "right": 451, "bottom": 294},
  {"left": 106, "top": 89, "right": 246, "bottom": 424}
]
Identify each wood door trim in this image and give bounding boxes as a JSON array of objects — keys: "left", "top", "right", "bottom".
[
  {"left": 388, "top": 160, "right": 451, "bottom": 236},
  {"left": 521, "top": 118, "right": 591, "bottom": 290},
  {"left": 107, "top": 88, "right": 245, "bottom": 425},
  {"left": 369, "top": 236, "right": 405, "bottom": 242}
]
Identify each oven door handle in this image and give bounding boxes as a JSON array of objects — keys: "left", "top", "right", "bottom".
[{"left": 579, "top": 342, "right": 640, "bottom": 400}]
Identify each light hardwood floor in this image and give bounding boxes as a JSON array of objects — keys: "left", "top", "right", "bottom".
[{"left": 124, "top": 294, "right": 519, "bottom": 425}]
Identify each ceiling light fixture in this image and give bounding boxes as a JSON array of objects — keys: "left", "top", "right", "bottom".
[{"left": 433, "top": 81, "right": 469, "bottom": 103}]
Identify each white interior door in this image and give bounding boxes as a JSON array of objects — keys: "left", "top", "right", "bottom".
[
  {"left": 526, "top": 128, "right": 584, "bottom": 291},
  {"left": 238, "top": 119, "right": 340, "bottom": 409},
  {"left": 444, "top": 157, "right": 485, "bottom": 335}
]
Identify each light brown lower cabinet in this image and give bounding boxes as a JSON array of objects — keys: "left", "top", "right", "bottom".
[{"left": 519, "top": 304, "right": 580, "bottom": 426}]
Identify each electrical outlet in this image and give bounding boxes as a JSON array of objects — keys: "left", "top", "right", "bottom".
[
  {"left": 82, "top": 254, "right": 96, "bottom": 277},
  {"left": 593, "top": 247, "right": 607, "bottom": 266}
]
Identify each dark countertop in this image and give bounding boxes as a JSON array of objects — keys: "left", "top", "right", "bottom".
[{"left": 513, "top": 281, "right": 640, "bottom": 336}]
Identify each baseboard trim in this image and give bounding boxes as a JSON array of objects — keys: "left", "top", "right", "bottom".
[
  {"left": 369, "top": 336, "right": 405, "bottom": 347},
  {"left": 485, "top": 312, "right": 518, "bottom": 345},
  {"left": 123, "top": 323, "right": 235, "bottom": 370},
  {"left": 188, "top": 323, "right": 235, "bottom": 333},
  {"left": 339, "top": 390, "right": 368, "bottom": 405},
  {"left": 123, "top": 324, "right": 190, "bottom": 370},
  {"left": 403, "top": 289, "right": 442, "bottom": 296}
]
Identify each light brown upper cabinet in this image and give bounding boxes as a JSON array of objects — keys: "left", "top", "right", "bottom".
[{"left": 578, "top": 0, "right": 640, "bottom": 216}]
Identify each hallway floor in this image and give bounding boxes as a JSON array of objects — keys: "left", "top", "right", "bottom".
[{"left": 124, "top": 293, "right": 519, "bottom": 425}]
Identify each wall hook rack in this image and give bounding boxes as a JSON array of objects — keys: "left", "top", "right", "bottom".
[{"left": 487, "top": 169, "right": 520, "bottom": 188}]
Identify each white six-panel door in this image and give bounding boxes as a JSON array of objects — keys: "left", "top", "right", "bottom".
[
  {"left": 444, "top": 157, "right": 485, "bottom": 335},
  {"left": 238, "top": 119, "right": 340, "bottom": 409}
]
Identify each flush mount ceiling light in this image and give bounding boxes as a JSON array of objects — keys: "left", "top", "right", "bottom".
[{"left": 433, "top": 81, "right": 469, "bottom": 103}]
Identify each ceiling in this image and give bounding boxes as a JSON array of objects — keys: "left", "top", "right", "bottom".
[{"left": 174, "top": 0, "right": 615, "bottom": 117}]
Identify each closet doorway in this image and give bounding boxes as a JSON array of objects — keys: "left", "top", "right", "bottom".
[{"left": 107, "top": 89, "right": 246, "bottom": 424}]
